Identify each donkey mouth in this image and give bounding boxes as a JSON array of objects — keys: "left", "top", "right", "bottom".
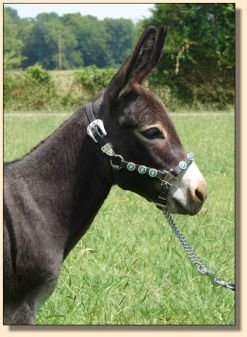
[
  {"left": 173, "top": 200, "right": 188, "bottom": 215},
  {"left": 172, "top": 199, "right": 201, "bottom": 216}
]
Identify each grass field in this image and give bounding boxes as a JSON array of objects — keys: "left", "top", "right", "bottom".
[{"left": 4, "top": 112, "right": 235, "bottom": 325}]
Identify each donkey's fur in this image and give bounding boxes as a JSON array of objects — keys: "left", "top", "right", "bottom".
[{"left": 4, "top": 27, "right": 202, "bottom": 325}]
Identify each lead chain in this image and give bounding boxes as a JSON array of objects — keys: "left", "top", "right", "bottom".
[{"left": 162, "top": 205, "right": 235, "bottom": 291}]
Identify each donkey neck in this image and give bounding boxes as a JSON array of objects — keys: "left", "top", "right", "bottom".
[{"left": 10, "top": 102, "right": 113, "bottom": 258}]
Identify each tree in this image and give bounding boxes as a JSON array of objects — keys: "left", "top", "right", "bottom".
[
  {"left": 4, "top": 7, "right": 24, "bottom": 69},
  {"left": 62, "top": 14, "right": 113, "bottom": 68},
  {"left": 4, "top": 7, "right": 137, "bottom": 70},
  {"left": 103, "top": 18, "right": 135, "bottom": 66},
  {"left": 22, "top": 12, "right": 82, "bottom": 69},
  {"left": 142, "top": 3, "right": 235, "bottom": 105}
]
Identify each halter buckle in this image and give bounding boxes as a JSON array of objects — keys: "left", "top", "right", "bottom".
[{"left": 87, "top": 119, "right": 107, "bottom": 143}]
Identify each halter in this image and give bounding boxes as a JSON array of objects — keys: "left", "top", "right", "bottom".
[
  {"left": 85, "top": 102, "right": 235, "bottom": 291},
  {"left": 85, "top": 102, "right": 193, "bottom": 207}
]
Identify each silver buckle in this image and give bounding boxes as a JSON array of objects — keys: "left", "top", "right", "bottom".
[{"left": 87, "top": 119, "right": 107, "bottom": 143}]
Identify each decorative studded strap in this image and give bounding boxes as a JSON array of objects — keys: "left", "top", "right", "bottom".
[
  {"left": 118, "top": 160, "right": 168, "bottom": 180},
  {"left": 171, "top": 152, "right": 194, "bottom": 177},
  {"left": 116, "top": 152, "right": 194, "bottom": 180}
]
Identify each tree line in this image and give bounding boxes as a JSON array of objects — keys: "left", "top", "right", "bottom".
[
  {"left": 4, "top": 4, "right": 235, "bottom": 108},
  {"left": 4, "top": 6, "right": 136, "bottom": 69}
]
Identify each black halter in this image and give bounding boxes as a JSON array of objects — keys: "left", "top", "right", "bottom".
[{"left": 85, "top": 102, "right": 194, "bottom": 207}]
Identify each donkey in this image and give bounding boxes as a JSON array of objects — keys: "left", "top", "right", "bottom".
[{"left": 4, "top": 26, "right": 207, "bottom": 325}]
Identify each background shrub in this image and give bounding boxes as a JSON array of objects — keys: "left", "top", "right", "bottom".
[
  {"left": 4, "top": 66, "right": 58, "bottom": 111},
  {"left": 73, "top": 66, "right": 116, "bottom": 96}
]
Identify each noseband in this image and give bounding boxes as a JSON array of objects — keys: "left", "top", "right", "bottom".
[{"left": 85, "top": 103, "right": 194, "bottom": 207}]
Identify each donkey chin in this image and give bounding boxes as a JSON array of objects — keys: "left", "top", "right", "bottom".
[{"left": 167, "top": 162, "right": 207, "bottom": 216}]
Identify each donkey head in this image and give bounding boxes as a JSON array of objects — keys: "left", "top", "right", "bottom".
[{"left": 99, "top": 26, "right": 207, "bottom": 215}]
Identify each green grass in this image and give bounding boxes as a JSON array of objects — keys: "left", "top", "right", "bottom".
[{"left": 4, "top": 112, "right": 235, "bottom": 325}]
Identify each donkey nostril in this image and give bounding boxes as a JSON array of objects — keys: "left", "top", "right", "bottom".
[
  {"left": 190, "top": 181, "right": 207, "bottom": 206},
  {"left": 195, "top": 188, "right": 204, "bottom": 203}
]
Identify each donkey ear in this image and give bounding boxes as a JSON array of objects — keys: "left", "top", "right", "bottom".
[
  {"left": 134, "top": 26, "right": 168, "bottom": 83},
  {"left": 105, "top": 26, "right": 168, "bottom": 100}
]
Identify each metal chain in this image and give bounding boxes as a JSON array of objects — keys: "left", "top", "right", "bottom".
[{"left": 162, "top": 205, "right": 235, "bottom": 291}]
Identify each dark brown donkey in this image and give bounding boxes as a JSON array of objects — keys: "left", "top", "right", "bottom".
[{"left": 4, "top": 26, "right": 207, "bottom": 324}]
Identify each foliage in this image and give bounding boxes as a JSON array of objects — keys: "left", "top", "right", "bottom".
[
  {"left": 143, "top": 3, "right": 235, "bottom": 106},
  {"left": 4, "top": 7, "right": 136, "bottom": 70},
  {"left": 4, "top": 7, "right": 25, "bottom": 69},
  {"left": 4, "top": 68, "right": 234, "bottom": 113},
  {"left": 73, "top": 66, "right": 116, "bottom": 96},
  {"left": 62, "top": 14, "right": 113, "bottom": 68},
  {"left": 26, "top": 64, "right": 51, "bottom": 84},
  {"left": 4, "top": 113, "right": 235, "bottom": 324},
  {"left": 103, "top": 18, "right": 135, "bottom": 66},
  {"left": 22, "top": 13, "right": 83, "bottom": 70},
  {"left": 4, "top": 66, "right": 117, "bottom": 112},
  {"left": 4, "top": 67, "right": 58, "bottom": 111}
]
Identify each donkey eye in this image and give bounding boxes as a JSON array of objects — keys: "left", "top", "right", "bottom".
[{"left": 140, "top": 127, "right": 164, "bottom": 140}]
